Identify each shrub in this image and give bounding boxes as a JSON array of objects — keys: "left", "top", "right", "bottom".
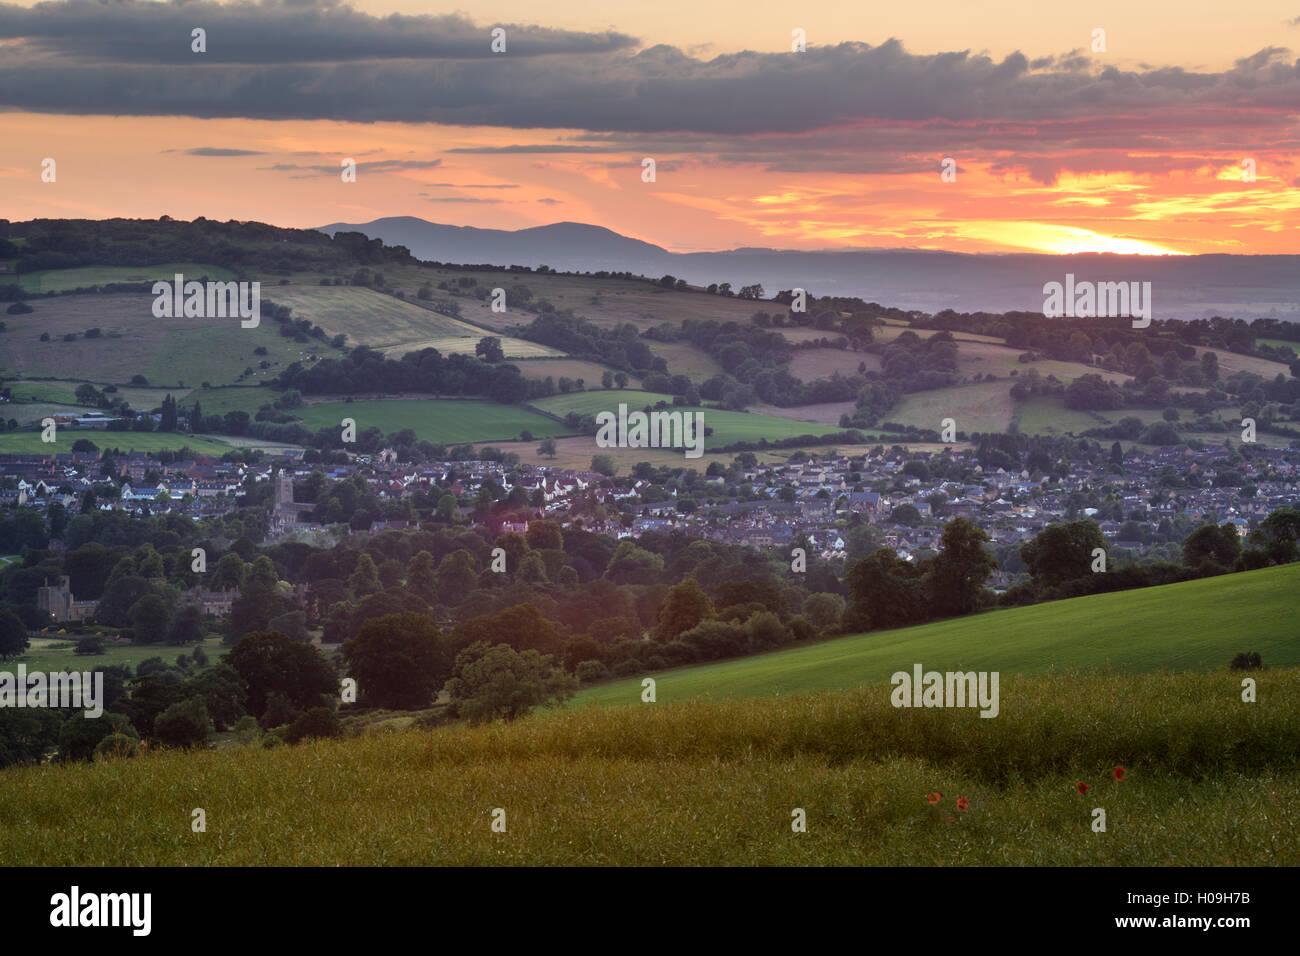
[
  {"left": 285, "top": 707, "right": 342, "bottom": 744},
  {"left": 152, "top": 697, "right": 212, "bottom": 748},
  {"left": 660, "top": 640, "right": 698, "bottom": 667},
  {"left": 74, "top": 636, "right": 105, "bottom": 656},
  {"left": 575, "top": 660, "right": 609, "bottom": 684},
  {"left": 260, "top": 690, "right": 300, "bottom": 729},
  {"left": 92, "top": 733, "right": 139, "bottom": 761},
  {"left": 1230, "top": 651, "right": 1263, "bottom": 670},
  {"left": 612, "top": 659, "right": 642, "bottom": 677},
  {"left": 233, "top": 714, "right": 260, "bottom": 744}
]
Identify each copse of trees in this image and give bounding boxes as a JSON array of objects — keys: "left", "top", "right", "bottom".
[{"left": 273, "top": 345, "right": 534, "bottom": 404}]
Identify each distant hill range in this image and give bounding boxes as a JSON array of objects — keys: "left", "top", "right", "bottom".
[{"left": 317, "top": 216, "right": 1300, "bottom": 321}]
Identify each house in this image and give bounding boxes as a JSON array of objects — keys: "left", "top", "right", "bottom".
[{"left": 179, "top": 586, "right": 237, "bottom": 618}]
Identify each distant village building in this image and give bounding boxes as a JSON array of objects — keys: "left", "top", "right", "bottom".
[
  {"left": 36, "top": 576, "right": 98, "bottom": 623},
  {"left": 179, "top": 586, "right": 237, "bottom": 618}
]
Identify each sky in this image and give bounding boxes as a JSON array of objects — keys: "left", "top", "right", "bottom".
[{"left": 1, "top": 0, "right": 1298, "bottom": 255}]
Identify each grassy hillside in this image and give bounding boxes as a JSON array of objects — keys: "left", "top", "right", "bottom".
[
  {"left": 886, "top": 380, "right": 1016, "bottom": 434},
  {"left": 294, "top": 399, "right": 571, "bottom": 444},
  {"left": 17, "top": 262, "right": 235, "bottom": 293},
  {"left": 266, "top": 286, "right": 558, "bottom": 359},
  {"left": 0, "top": 431, "right": 239, "bottom": 456},
  {"left": 1, "top": 294, "right": 322, "bottom": 386},
  {"left": 574, "top": 563, "right": 1300, "bottom": 707},
  {"left": 1, "top": 668, "right": 1295, "bottom": 865}
]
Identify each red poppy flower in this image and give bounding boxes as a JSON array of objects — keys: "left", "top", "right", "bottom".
[
  {"left": 1076, "top": 781, "right": 1089, "bottom": 794},
  {"left": 1113, "top": 766, "right": 1125, "bottom": 782},
  {"left": 927, "top": 792, "right": 942, "bottom": 804},
  {"left": 947, "top": 817, "right": 955, "bottom": 822},
  {"left": 956, "top": 797, "right": 969, "bottom": 811}
]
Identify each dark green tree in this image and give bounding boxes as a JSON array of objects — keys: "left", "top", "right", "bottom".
[
  {"left": 444, "top": 642, "right": 576, "bottom": 723},
  {"left": 342, "top": 612, "right": 452, "bottom": 709},
  {"left": 655, "top": 577, "right": 714, "bottom": 641},
  {"left": 927, "top": 517, "right": 997, "bottom": 617},
  {"left": 1019, "top": 520, "right": 1107, "bottom": 588}
]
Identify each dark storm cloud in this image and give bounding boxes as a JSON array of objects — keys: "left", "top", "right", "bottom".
[
  {"left": 0, "top": 0, "right": 1296, "bottom": 186},
  {"left": 0, "top": 0, "right": 634, "bottom": 64}
]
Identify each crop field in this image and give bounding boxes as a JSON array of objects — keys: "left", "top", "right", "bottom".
[
  {"left": 575, "top": 562, "right": 1300, "bottom": 706},
  {"left": 0, "top": 293, "right": 321, "bottom": 385},
  {"left": 0, "top": 665, "right": 1294, "bottom": 865},
  {"left": 16, "top": 262, "right": 236, "bottom": 294},
  {"left": 788, "top": 348, "right": 879, "bottom": 380},
  {"left": 263, "top": 286, "right": 559, "bottom": 358},
  {"left": 0, "top": 431, "right": 236, "bottom": 455},
  {"left": 294, "top": 399, "right": 571, "bottom": 444},
  {"left": 645, "top": 341, "right": 724, "bottom": 378},
  {"left": 887, "top": 380, "right": 1016, "bottom": 434},
  {"left": 439, "top": 275, "right": 765, "bottom": 333},
  {"left": 1201, "top": 347, "right": 1292, "bottom": 379}
]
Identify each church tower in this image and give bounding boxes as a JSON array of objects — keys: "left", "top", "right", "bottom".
[{"left": 275, "top": 470, "right": 294, "bottom": 509}]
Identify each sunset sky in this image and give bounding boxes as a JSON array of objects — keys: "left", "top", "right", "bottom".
[{"left": 1, "top": 0, "right": 1298, "bottom": 254}]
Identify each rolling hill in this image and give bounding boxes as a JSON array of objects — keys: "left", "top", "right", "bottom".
[
  {"left": 317, "top": 217, "right": 1300, "bottom": 320},
  {"left": 572, "top": 562, "right": 1300, "bottom": 706}
]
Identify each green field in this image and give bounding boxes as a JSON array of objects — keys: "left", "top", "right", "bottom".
[
  {"left": 1013, "top": 398, "right": 1205, "bottom": 438},
  {"left": 14, "top": 636, "right": 227, "bottom": 674},
  {"left": 5, "top": 381, "right": 194, "bottom": 410},
  {"left": 0, "top": 667, "right": 1294, "bottom": 865},
  {"left": 4, "top": 402, "right": 99, "bottom": 426},
  {"left": 4, "top": 381, "right": 79, "bottom": 404},
  {"left": 181, "top": 387, "right": 280, "bottom": 417},
  {"left": 0, "top": 431, "right": 238, "bottom": 456},
  {"left": 574, "top": 563, "right": 1300, "bottom": 706},
  {"left": 530, "top": 390, "right": 861, "bottom": 448},
  {"left": 295, "top": 399, "right": 571, "bottom": 444},
  {"left": 264, "top": 286, "right": 559, "bottom": 359},
  {"left": 16, "top": 262, "right": 235, "bottom": 294},
  {"left": 1257, "top": 338, "right": 1299, "bottom": 355}
]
